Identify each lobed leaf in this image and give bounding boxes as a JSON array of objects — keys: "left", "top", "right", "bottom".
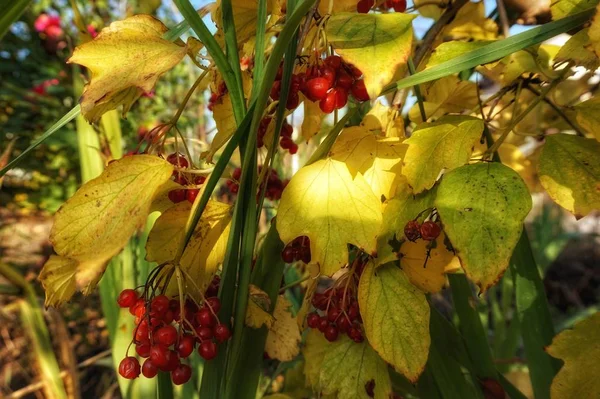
[{"left": 264, "top": 296, "right": 301, "bottom": 361}]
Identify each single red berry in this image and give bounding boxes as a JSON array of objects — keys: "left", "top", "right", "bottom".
[
  {"left": 420, "top": 221, "right": 441, "bottom": 241},
  {"left": 142, "top": 359, "right": 158, "bottom": 378},
  {"left": 281, "top": 122, "right": 293, "bottom": 138},
  {"left": 348, "top": 303, "right": 360, "bottom": 321},
  {"left": 327, "top": 307, "right": 341, "bottom": 322},
  {"left": 300, "top": 247, "right": 311, "bottom": 264},
  {"left": 305, "top": 77, "right": 330, "bottom": 101},
  {"left": 156, "top": 325, "right": 178, "bottom": 346},
  {"left": 196, "top": 308, "right": 216, "bottom": 328},
  {"left": 232, "top": 167, "right": 242, "bottom": 180},
  {"left": 286, "top": 90, "right": 300, "bottom": 110},
  {"left": 324, "top": 325, "right": 339, "bottom": 342},
  {"left": 168, "top": 189, "right": 186, "bottom": 203},
  {"left": 117, "top": 289, "right": 138, "bottom": 308},
  {"left": 282, "top": 247, "right": 295, "bottom": 263},
  {"left": 388, "top": 0, "right": 407, "bottom": 12},
  {"left": 166, "top": 153, "right": 189, "bottom": 168},
  {"left": 205, "top": 297, "right": 221, "bottom": 313},
  {"left": 119, "top": 357, "right": 141, "bottom": 379},
  {"left": 357, "top": 0, "right": 375, "bottom": 13},
  {"left": 312, "top": 293, "right": 328, "bottom": 311},
  {"left": 230, "top": 183, "right": 239, "bottom": 194},
  {"left": 214, "top": 324, "right": 231, "bottom": 343},
  {"left": 152, "top": 295, "right": 170, "bottom": 313},
  {"left": 134, "top": 322, "right": 150, "bottom": 343},
  {"left": 270, "top": 80, "right": 281, "bottom": 100},
  {"left": 404, "top": 220, "right": 421, "bottom": 242},
  {"left": 150, "top": 345, "right": 169, "bottom": 368},
  {"left": 199, "top": 340, "right": 218, "bottom": 360},
  {"left": 319, "top": 91, "right": 337, "bottom": 113},
  {"left": 307, "top": 312, "right": 320, "bottom": 329},
  {"left": 336, "top": 70, "right": 354, "bottom": 89},
  {"left": 196, "top": 326, "right": 214, "bottom": 341},
  {"left": 129, "top": 298, "right": 144, "bottom": 316},
  {"left": 320, "top": 66, "right": 337, "bottom": 87},
  {"left": 171, "top": 364, "right": 192, "bottom": 385},
  {"left": 177, "top": 334, "right": 196, "bottom": 358},
  {"left": 186, "top": 189, "right": 199, "bottom": 203},
  {"left": 351, "top": 79, "right": 370, "bottom": 102},
  {"left": 338, "top": 316, "right": 351, "bottom": 332},
  {"left": 136, "top": 342, "right": 151, "bottom": 358},
  {"left": 334, "top": 88, "right": 348, "bottom": 109},
  {"left": 324, "top": 55, "right": 342, "bottom": 70},
  {"left": 289, "top": 143, "right": 299, "bottom": 155},
  {"left": 194, "top": 175, "right": 206, "bottom": 185},
  {"left": 348, "top": 327, "right": 364, "bottom": 343},
  {"left": 318, "top": 317, "right": 329, "bottom": 333},
  {"left": 161, "top": 350, "right": 180, "bottom": 372}
]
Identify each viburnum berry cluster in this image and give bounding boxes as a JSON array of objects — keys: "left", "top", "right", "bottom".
[
  {"left": 306, "top": 259, "right": 367, "bottom": 343},
  {"left": 257, "top": 117, "right": 298, "bottom": 154},
  {"left": 164, "top": 152, "right": 206, "bottom": 204},
  {"left": 404, "top": 218, "right": 442, "bottom": 242},
  {"left": 281, "top": 236, "right": 311, "bottom": 263},
  {"left": 226, "top": 166, "right": 289, "bottom": 201},
  {"left": 115, "top": 274, "right": 230, "bottom": 384},
  {"left": 357, "top": 0, "right": 407, "bottom": 14}
]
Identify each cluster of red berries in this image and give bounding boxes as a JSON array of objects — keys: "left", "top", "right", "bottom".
[
  {"left": 306, "top": 283, "right": 364, "bottom": 343},
  {"left": 404, "top": 219, "right": 442, "bottom": 242},
  {"left": 257, "top": 117, "right": 298, "bottom": 154},
  {"left": 302, "top": 55, "right": 370, "bottom": 113},
  {"left": 208, "top": 81, "right": 228, "bottom": 111},
  {"left": 165, "top": 152, "right": 206, "bottom": 204},
  {"left": 357, "top": 0, "right": 407, "bottom": 13},
  {"left": 281, "top": 236, "right": 311, "bottom": 264},
  {"left": 226, "top": 167, "right": 289, "bottom": 201},
  {"left": 115, "top": 282, "right": 230, "bottom": 384},
  {"left": 270, "top": 67, "right": 303, "bottom": 110}
]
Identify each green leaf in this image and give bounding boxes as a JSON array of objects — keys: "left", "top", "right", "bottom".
[
  {"left": 551, "top": 0, "right": 599, "bottom": 20},
  {"left": 555, "top": 28, "right": 599, "bottom": 70},
  {"left": 538, "top": 134, "right": 600, "bottom": 218},
  {"left": 403, "top": 116, "right": 484, "bottom": 193},
  {"left": 546, "top": 312, "right": 600, "bottom": 399},
  {"left": 358, "top": 262, "right": 430, "bottom": 382},
  {"left": 435, "top": 163, "right": 532, "bottom": 291},
  {"left": 574, "top": 96, "right": 600, "bottom": 141},
  {"left": 426, "top": 41, "right": 494, "bottom": 68},
  {"left": 304, "top": 330, "right": 392, "bottom": 399},
  {"left": 326, "top": 12, "right": 415, "bottom": 98}
]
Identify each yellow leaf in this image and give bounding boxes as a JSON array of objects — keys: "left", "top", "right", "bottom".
[
  {"left": 213, "top": 0, "right": 282, "bottom": 47},
  {"left": 329, "top": 127, "right": 406, "bottom": 200},
  {"left": 277, "top": 159, "right": 382, "bottom": 276},
  {"left": 574, "top": 96, "right": 600, "bottom": 141},
  {"left": 40, "top": 155, "right": 173, "bottom": 306},
  {"left": 302, "top": 98, "right": 324, "bottom": 142},
  {"left": 265, "top": 296, "right": 301, "bottom": 362},
  {"left": 146, "top": 200, "right": 231, "bottom": 297},
  {"left": 499, "top": 45, "right": 560, "bottom": 83},
  {"left": 361, "top": 101, "right": 405, "bottom": 138},
  {"left": 207, "top": 94, "right": 236, "bottom": 162},
  {"left": 326, "top": 12, "right": 415, "bottom": 98},
  {"left": 556, "top": 29, "right": 599, "bottom": 70},
  {"left": 245, "top": 285, "right": 275, "bottom": 329},
  {"left": 297, "top": 278, "right": 317, "bottom": 330},
  {"left": 304, "top": 330, "right": 392, "bottom": 399},
  {"left": 400, "top": 232, "right": 456, "bottom": 293},
  {"left": 358, "top": 262, "right": 430, "bottom": 382},
  {"left": 442, "top": 2, "right": 498, "bottom": 40},
  {"left": 538, "top": 134, "right": 600, "bottom": 218},
  {"left": 414, "top": 0, "right": 444, "bottom": 19},
  {"left": 318, "top": 0, "right": 357, "bottom": 15},
  {"left": 408, "top": 76, "right": 478, "bottom": 123},
  {"left": 403, "top": 116, "right": 484, "bottom": 193},
  {"left": 546, "top": 312, "right": 600, "bottom": 399},
  {"left": 68, "top": 15, "right": 187, "bottom": 123},
  {"left": 497, "top": 143, "right": 537, "bottom": 191},
  {"left": 551, "top": 0, "right": 598, "bottom": 20}
]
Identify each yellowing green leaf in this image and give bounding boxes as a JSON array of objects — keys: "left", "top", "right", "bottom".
[
  {"left": 442, "top": 1, "right": 498, "bottom": 40},
  {"left": 499, "top": 45, "right": 560, "bottom": 83},
  {"left": 497, "top": 143, "right": 537, "bottom": 191},
  {"left": 265, "top": 296, "right": 301, "bottom": 362},
  {"left": 555, "top": 29, "right": 599, "bottom": 70},
  {"left": 302, "top": 98, "right": 324, "bottom": 142},
  {"left": 414, "top": 0, "right": 444, "bottom": 19},
  {"left": 277, "top": 159, "right": 382, "bottom": 276},
  {"left": 329, "top": 127, "right": 406, "bottom": 200},
  {"left": 40, "top": 155, "right": 173, "bottom": 306},
  {"left": 361, "top": 101, "right": 405, "bottom": 138},
  {"left": 551, "top": 0, "right": 598, "bottom": 20},
  {"left": 326, "top": 12, "right": 415, "bottom": 98},
  {"left": 427, "top": 41, "right": 494, "bottom": 68},
  {"left": 245, "top": 285, "right": 275, "bottom": 329},
  {"left": 213, "top": 0, "right": 282, "bottom": 47},
  {"left": 435, "top": 163, "right": 532, "bottom": 291},
  {"left": 408, "top": 76, "right": 478, "bottom": 123},
  {"left": 68, "top": 15, "right": 187, "bottom": 123},
  {"left": 146, "top": 200, "right": 231, "bottom": 297},
  {"left": 358, "top": 262, "right": 430, "bottom": 382},
  {"left": 304, "top": 330, "right": 392, "bottom": 399},
  {"left": 538, "top": 134, "right": 600, "bottom": 218},
  {"left": 318, "top": 0, "right": 357, "bottom": 15},
  {"left": 403, "top": 116, "right": 484, "bottom": 193},
  {"left": 546, "top": 312, "right": 600, "bottom": 399},
  {"left": 574, "top": 96, "right": 600, "bottom": 141}
]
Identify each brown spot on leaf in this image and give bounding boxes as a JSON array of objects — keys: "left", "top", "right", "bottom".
[{"left": 365, "top": 379, "right": 375, "bottom": 398}]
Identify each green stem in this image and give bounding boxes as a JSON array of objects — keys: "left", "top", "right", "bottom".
[{"left": 408, "top": 58, "right": 428, "bottom": 122}]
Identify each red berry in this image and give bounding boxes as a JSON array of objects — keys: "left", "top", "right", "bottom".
[
  {"left": 156, "top": 325, "right": 178, "bottom": 346},
  {"left": 338, "top": 316, "right": 351, "bottom": 333},
  {"left": 312, "top": 293, "right": 328, "bottom": 311},
  {"left": 318, "top": 317, "right": 329, "bottom": 333},
  {"left": 270, "top": 80, "right": 281, "bottom": 100},
  {"left": 300, "top": 247, "right": 311, "bottom": 263},
  {"left": 177, "top": 335, "right": 195, "bottom": 358},
  {"left": 205, "top": 297, "right": 221, "bottom": 313},
  {"left": 336, "top": 70, "right": 353, "bottom": 89},
  {"left": 152, "top": 295, "right": 170, "bottom": 313},
  {"left": 196, "top": 326, "right": 214, "bottom": 341},
  {"left": 214, "top": 324, "right": 231, "bottom": 343},
  {"left": 286, "top": 90, "right": 300, "bottom": 110},
  {"left": 280, "top": 136, "right": 294, "bottom": 150},
  {"left": 351, "top": 79, "right": 370, "bottom": 102},
  {"left": 199, "top": 340, "right": 218, "bottom": 360},
  {"left": 136, "top": 342, "right": 151, "bottom": 358},
  {"left": 388, "top": 0, "right": 407, "bottom": 12},
  {"left": 319, "top": 91, "right": 337, "bottom": 113},
  {"left": 327, "top": 307, "right": 341, "bottom": 322},
  {"left": 166, "top": 153, "right": 189, "bottom": 168},
  {"left": 117, "top": 289, "right": 138, "bottom": 308},
  {"left": 334, "top": 88, "right": 348, "bottom": 109},
  {"left": 324, "top": 55, "right": 342, "bottom": 70},
  {"left": 357, "top": 0, "right": 375, "bottom": 13},
  {"left": 420, "top": 221, "right": 441, "bottom": 241},
  {"left": 196, "top": 308, "right": 216, "bottom": 327},
  {"left": 348, "top": 303, "right": 360, "bottom": 321},
  {"left": 324, "top": 325, "right": 339, "bottom": 342},
  {"left": 186, "top": 189, "right": 199, "bottom": 203},
  {"left": 119, "top": 357, "right": 141, "bottom": 379},
  {"left": 230, "top": 183, "right": 239, "bottom": 194},
  {"left": 307, "top": 312, "right": 320, "bottom": 328},
  {"left": 134, "top": 322, "right": 150, "bottom": 343},
  {"left": 320, "top": 66, "right": 337, "bottom": 87},
  {"left": 168, "top": 189, "right": 186, "bottom": 203},
  {"left": 480, "top": 378, "right": 506, "bottom": 399},
  {"left": 171, "top": 364, "right": 192, "bottom": 385},
  {"left": 150, "top": 345, "right": 169, "bottom": 368},
  {"left": 142, "top": 359, "right": 158, "bottom": 378},
  {"left": 289, "top": 143, "right": 299, "bottom": 155},
  {"left": 305, "top": 77, "right": 330, "bottom": 101},
  {"left": 281, "top": 122, "right": 293, "bottom": 138},
  {"left": 129, "top": 298, "right": 144, "bottom": 316},
  {"left": 404, "top": 220, "right": 421, "bottom": 242},
  {"left": 162, "top": 350, "right": 180, "bottom": 372},
  {"left": 194, "top": 175, "right": 206, "bottom": 185},
  {"left": 348, "top": 327, "right": 364, "bottom": 343}
]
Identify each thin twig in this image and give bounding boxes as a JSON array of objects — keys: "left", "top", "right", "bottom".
[
  {"left": 497, "top": 0, "right": 510, "bottom": 38},
  {"left": 524, "top": 84, "right": 585, "bottom": 137}
]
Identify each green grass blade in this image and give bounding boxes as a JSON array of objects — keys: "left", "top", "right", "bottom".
[
  {"left": 510, "top": 231, "right": 560, "bottom": 399},
  {"left": 0, "top": 0, "right": 31, "bottom": 40},
  {"left": 221, "top": 0, "right": 245, "bottom": 110},
  {"left": 381, "top": 10, "right": 591, "bottom": 95}
]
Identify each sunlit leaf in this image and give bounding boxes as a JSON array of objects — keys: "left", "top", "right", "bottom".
[
  {"left": 538, "top": 134, "right": 600, "bottom": 218},
  {"left": 277, "top": 159, "right": 382, "bottom": 276},
  {"left": 555, "top": 28, "right": 599, "bottom": 69},
  {"left": 427, "top": 41, "right": 494, "bottom": 68},
  {"left": 302, "top": 98, "right": 324, "bottom": 142},
  {"left": 265, "top": 296, "right": 301, "bottom": 361},
  {"left": 213, "top": 0, "right": 282, "bottom": 47},
  {"left": 499, "top": 45, "right": 560, "bottom": 83},
  {"left": 414, "top": 0, "right": 444, "bottom": 19},
  {"left": 40, "top": 155, "right": 173, "bottom": 306},
  {"left": 245, "top": 285, "right": 274, "bottom": 329},
  {"left": 318, "top": 0, "right": 357, "bottom": 15},
  {"left": 435, "top": 162, "right": 532, "bottom": 291},
  {"left": 442, "top": 1, "right": 498, "bottom": 40},
  {"left": 551, "top": 0, "right": 599, "bottom": 20},
  {"left": 546, "top": 312, "right": 600, "bottom": 399},
  {"left": 68, "top": 15, "right": 187, "bottom": 123},
  {"left": 358, "top": 262, "right": 430, "bottom": 382},
  {"left": 403, "top": 116, "right": 484, "bottom": 193},
  {"left": 497, "top": 143, "right": 537, "bottom": 191},
  {"left": 574, "top": 96, "right": 600, "bottom": 141},
  {"left": 326, "top": 12, "right": 415, "bottom": 98},
  {"left": 361, "top": 101, "right": 405, "bottom": 138}
]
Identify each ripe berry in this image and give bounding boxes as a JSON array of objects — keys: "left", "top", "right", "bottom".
[
  {"left": 305, "top": 77, "right": 330, "bottom": 101},
  {"left": 348, "top": 303, "right": 360, "bottom": 321},
  {"left": 196, "top": 308, "right": 216, "bottom": 327},
  {"left": 338, "top": 316, "right": 351, "bottom": 332},
  {"left": 171, "top": 364, "right": 192, "bottom": 385},
  {"left": 289, "top": 143, "right": 299, "bottom": 155},
  {"left": 162, "top": 350, "right": 180, "bottom": 372},
  {"left": 205, "top": 297, "right": 221, "bottom": 313},
  {"left": 420, "top": 221, "right": 441, "bottom": 241},
  {"left": 186, "top": 189, "right": 199, "bottom": 203},
  {"left": 119, "top": 357, "right": 141, "bottom": 379},
  {"left": 334, "top": 88, "right": 348, "bottom": 109},
  {"left": 387, "top": 0, "right": 407, "bottom": 12},
  {"left": 318, "top": 317, "right": 329, "bottom": 333},
  {"left": 194, "top": 175, "right": 206, "bottom": 185},
  {"left": 136, "top": 342, "right": 151, "bottom": 358},
  {"left": 327, "top": 307, "right": 341, "bottom": 322},
  {"left": 142, "top": 359, "right": 158, "bottom": 378},
  {"left": 134, "top": 322, "right": 150, "bottom": 343},
  {"left": 270, "top": 80, "right": 281, "bottom": 100},
  {"left": 117, "top": 289, "right": 138, "bottom": 308},
  {"left": 348, "top": 327, "right": 364, "bottom": 343},
  {"left": 324, "top": 325, "right": 339, "bottom": 342},
  {"left": 404, "top": 220, "right": 421, "bottom": 242},
  {"left": 214, "top": 324, "right": 231, "bottom": 343},
  {"left": 307, "top": 312, "right": 320, "bottom": 328},
  {"left": 152, "top": 295, "right": 170, "bottom": 313},
  {"left": 320, "top": 66, "right": 337, "bottom": 87},
  {"left": 336, "top": 70, "right": 353, "bottom": 89},
  {"left": 286, "top": 90, "right": 300, "bottom": 110},
  {"left": 282, "top": 247, "right": 295, "bottom": 263},
  {"left": 168, "top": 189, "right": 186, "bottom": 203},
  {"left": 199, "top": 340, "right": 218, "bottom": 360},
  {"left": 166, "top": 153, "right": 189, "bottom": 168},
  {"left": 150, "top": 345, "right": 169, "bottom": 368},
  {"left": 357, "top": 0, "right": 375, "bottom": 13},
  {"left": 177, "top": 335, "right": 195, "bottom": 358},
  {"left": 129, "top": 298, "right": 144, "bottom": 316},
  {"left": 156, "top": 325, "right": 178, "bottom": 346},
  {"left": 196, "top": 326, "right": 214, "bottom": 341},
  {"left": 320, "top": 91, "right": 337, "bottom": 113},
  {"left": 351, "top": 79, "right": 370, "bottom": 102},
  {"left": 324, "top": 55, "right": 342, "bottom": 70}
]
